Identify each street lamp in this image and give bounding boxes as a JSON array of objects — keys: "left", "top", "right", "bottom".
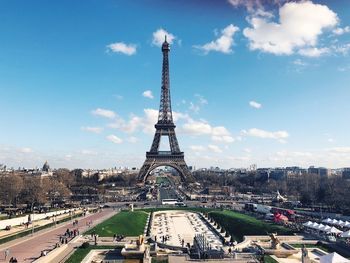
[{"left": 31, "top": 211, "right": 35, "bottom": 236}]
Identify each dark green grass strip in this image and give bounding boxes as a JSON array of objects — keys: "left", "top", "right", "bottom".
[
  {"left": 65, "top": 245, "right": 117, "bottom": 263},
  {"left": 264, "top": 255, "right": 278, "bottom": 263},
  {"left": 208, "top": 210, "right": 294, "bottom": 242}
]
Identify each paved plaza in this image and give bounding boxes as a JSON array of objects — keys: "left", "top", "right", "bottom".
[{"left": 151, "top": 210, "right": 223, "bottom": 249}]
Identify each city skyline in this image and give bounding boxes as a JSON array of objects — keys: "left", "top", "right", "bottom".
[{"left": 1, "top": 0, "right": 350, "bottom": 169}]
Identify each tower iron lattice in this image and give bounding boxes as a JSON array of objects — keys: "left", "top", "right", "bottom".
[{"left": 138, "top": 37, "right": 192, "bottom": 183}]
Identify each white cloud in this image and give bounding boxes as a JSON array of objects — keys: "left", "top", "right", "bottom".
[
  {"left": 152, "top": 28, "right": 176, "bottom": 47},
  {"left": 80, "top": 150, "right": 98, "bottom": 155},
  {"left": 293, "top": 59, "right": 307, "bottom": 66},
  {"left": 242, "top": 128, "right": 289, "bottom": 142},
  {"left": 228, "top": 0, "right": 264, "bottom": 13},
  {"left": 276, "top": 150, "right": 312, "bottom": 158},
  {"left": 106, "top": 134, "right": 123, "bottom": 144},
  {"left": 333, "top": 26, "right": 350, "bottom": 35},
  {"left": 194, "top": 24, "right": 239, "bottom": 54},
  {"left": 189, "top": 145, "right": 206, "bottom": 152},
  {"left": 108, "top": 109, "right": 157, "bottom": 134},
  {"left": 182, "top": 120, "right": 235, "bottom": 144},
  {"left": 81, "top": 126, "right": 103, "bottom": 134},
  {"left": 114, "top": 94, "right": 123, "bottom": 100},
  {"left": 337, "top": 65, "right": 350, "bottom": 72},
  {"left": 212, "top": 126, "right": 231, "bottom": 136},
  {"left": 208, "top": 144, "right": 223, "bottom": 153},
  {"left": 243, "top": 1, "right": 339, "bottom": 56},
  {"left": 20, "top": 147, "right": 33, "bottom": 153},
  {"left": 328, "top": 147, "right": 350, "bottom": 153},
  {"left": 127, "top": 136, "right": 138, "bottom": 143},
  {"left": 188, "top": 94, "right": 208, "bottom": 113},
  {"left": 211, "top": 135, "right": 235, "bottom": 143},
  {"left": 189, "top": 102, "right": 200, "bottom": 113},
  {"left": 142, "top": 90, "right": 154, "bottom": 99},
  {"left": 182, "top": 120, "right": 212, "bottom": 135},
  {"left": 106, "top": 42, "right": 137, "bottom": 55},
  {"left": 298, "top": 47, "right": 330, "bottom": 57},
  {"left": 92, "top": 108, "right": 116, "bottom": 119},
  {"left": 249, "top": 100, "right": 262, "bottom": 109},
  {"left": 333, "top": 43, "right": 350, "bottom": 56}
]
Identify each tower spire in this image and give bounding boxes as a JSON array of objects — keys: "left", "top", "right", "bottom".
[{"left": 159, "top": 34, "right": 172, "bottom": 123}]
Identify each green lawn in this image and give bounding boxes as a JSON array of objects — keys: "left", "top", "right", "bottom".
[
  {"left": 264, "top": 255, "right": 278, "bottom": 263},
  {"left": 156, "top": 177, "right": 171, "bottom": 184},
  {"left": 290, "top": 243, "right": 333, "bottom": 253},
  {"left": 65, "top": 245, "right": 117, "bottom": 263},
  {"left": 85, "top": 210, "right": 148, "bottom": 237},
  {"left": 209, "top": 210, "right": 294, "bottom": 242}
]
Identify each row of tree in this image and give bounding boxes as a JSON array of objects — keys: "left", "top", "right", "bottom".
[
  {"left": 0, "top": 171, "right": 71, "bottom": 211},
  {"left": 193, "top": 170, "right": 350, "bottom": 215}
]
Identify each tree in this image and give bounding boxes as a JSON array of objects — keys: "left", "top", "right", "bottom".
[
  {"left": 42, "top": 177, "right": 71, "bottom": 207},
  {"left": 54, "top": 168, "right": 75, "bottom": 188},
  {"left": 21, "top": 177, "right": 47, "bottom": 211},
  {"left": 0, "top": 173, "right": 24, "bottom": 206}
]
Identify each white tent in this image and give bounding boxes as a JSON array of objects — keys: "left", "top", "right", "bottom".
[
  {"left": 319, "top": 225, "right": 331, "bottom": 232},
  {"left": 322, "top": 218, "right": 333, "bottom": 224},
  {"left": 329, "top": 226, "right": 342, "bottom": 234},
  {"left": 317, "top": 224, "right": 326, "bottom": 230},
  {"left": 337, "top": 220, "right": 345, "bottom": 227},
  {"left": 341, "top": 230, "right": 350, "bottom": 238},
  {"left": 323, "top": 225, "right": 332, "bottom": 232},
  {"left": 342, "top": 221, "right": 350, "bottom": 228},
  {"left": 331, "top": 219, "right": 339, "bottom": 225},
  {"left": 303, "top": 221, "right": 313, "bottom": 227},
  {"left": 311, "top": 222, "right": 320, "bottom": 229},
  {"left": 320, "top": 252, "right": 350, "bottom": 263}
]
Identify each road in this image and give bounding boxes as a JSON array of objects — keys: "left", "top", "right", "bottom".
[
  {"left": 159, "top": 187, "right": 178, "bottom": 200},
  {"left": 0, "top": 208, "right": 116, "bottom": 263}
]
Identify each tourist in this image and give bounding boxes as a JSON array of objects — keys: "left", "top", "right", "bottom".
[{"left": 4, "top": 248, "right": 10, "bottom": 260}]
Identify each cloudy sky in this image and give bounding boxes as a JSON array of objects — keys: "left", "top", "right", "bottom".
[{"left": 1, "top": 0, "right": 350, "bottom": 169}]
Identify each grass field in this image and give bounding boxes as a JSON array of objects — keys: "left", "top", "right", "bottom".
[
  {"left": 290, "top": 243, "right": 333, "bottom": 253},
  {"left": 208, "top": 210, "right": 294, "bottom": 242},
  {"left": 264, "top": 255, "right": 278, "bottom": 263},
  {"left": 65, "top": 245, "right": 117, "bottom": 263},
  {"left": 85, "top": 210, "right": 148, "bottom": 237},
  {"left": 156, "top": 176, "right": 171, "bottom": 184}
]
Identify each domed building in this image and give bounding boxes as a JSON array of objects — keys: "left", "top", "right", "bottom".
[{"left": 42, "top": 161, "right": 50, "bottom": 172}]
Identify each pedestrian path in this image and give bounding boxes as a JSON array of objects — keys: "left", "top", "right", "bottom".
[
  {"left": 0, "top": 210, "right": 82, "bottom": 240},
  {"left": 0, "top": 208, "right": 116, "bottom": 263}
]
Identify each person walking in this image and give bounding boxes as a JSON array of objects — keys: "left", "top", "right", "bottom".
[{"left": 4, "top": 248, "right": 10, "bottom": 260}]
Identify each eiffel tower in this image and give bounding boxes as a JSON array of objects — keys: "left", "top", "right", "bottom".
[{"left": 138, "top": 37, "right": 192, "bottom": 183}]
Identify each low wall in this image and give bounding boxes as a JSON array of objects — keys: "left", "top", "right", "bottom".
[
  {"left": 0, "top": 209, "right": 76, "bottom": 230},
  {"left": 33, "top": 244, "right": 68, "bottom": 263}
]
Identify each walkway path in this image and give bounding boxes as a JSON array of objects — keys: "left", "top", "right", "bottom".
[
  {"left": 0, "top": 210, "right": 82, "bottom": 240},
  {"left": 0, "top": 208, "right": 116, "bottom": 263}
]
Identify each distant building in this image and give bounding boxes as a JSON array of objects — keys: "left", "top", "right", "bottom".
[
  {"left": 308, "top": 166, "right": 331, "bottom": 177},
  {"left": 342, "top": 168, "right": 350, "bottom": 179},
  {"left": 42, "top": 161, "right": 50, "bottom": 172}
]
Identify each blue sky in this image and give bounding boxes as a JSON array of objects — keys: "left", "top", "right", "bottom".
[{"left": 0, "top": 0, "right": 350, "bottom": 169}]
